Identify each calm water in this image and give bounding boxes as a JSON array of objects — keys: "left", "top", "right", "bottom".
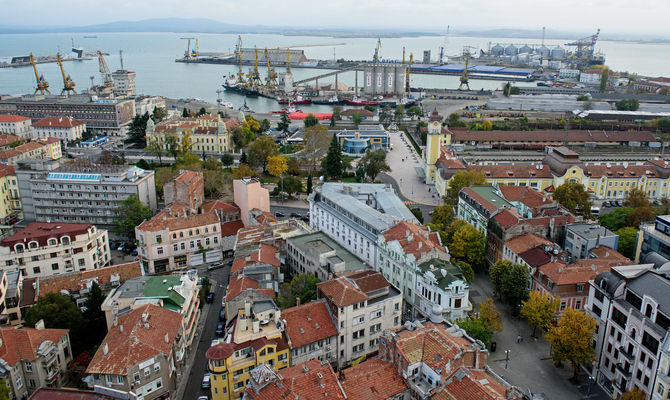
[{"left": 0, "top": 32, "right": 668, "bottom": 113}]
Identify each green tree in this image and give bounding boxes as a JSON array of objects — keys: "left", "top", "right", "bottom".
[
  {"left": 357, "top": 149, "right": 391, "bottom": 181},
  {"left": 442, "top": 219, "right": 468, "bottom": 247},
  {"left": 546, "top": 308, "right": 597, "bottom": 379},
  {"left": 455, "top": 317, "right": 493, "bottom": 344},
  {"left": 0, "top": 378, "right": 10, "bottom": 400},
  {"left": 233, "top": 163, "right": 255, "bottom": 179},
  {"left": 447, "top": 112, "right": 462, "bottom": 127},
  {"left": 260, "top": 118, "right": 271, "bottom": 132},
  {"left": 152, "top": 106, "right": 167, "bottom": 122},
  {"left": 626, "top": 206, "right": 654, "bottom": 228},
  {"left": 352, "top": 111, "right": 363, "bottom": 126},
  {"left": 407, "top": 105, "right": 422, "bottom": 119},
  {"left": 247, "top": 136, "right": 279, "bottom": 172},
  {"left": 282, "top": 176, "right": 303, "bottom": 198},
  {"left": 330, "top": 113, "right": 337, "bottom": 127},
  {"left": 409, "top": 207, "right": 424, "bottom": 224},
  {"left": 615, "top": 227, "right": 638, "bottom": 259},
  {"left": 125, "top": 112, "right": 150, "bottom": 147},
  {"left": 239, "top": 151, "right": 248, "bottom": 165},
  {"left": 489, "top": 260, "right": 514, "bottom": 299},
  {"left": 394, "top": 105, "right": 405, "bottom": 122},
  {"left": 231, "top": 126, "right": 248, "bottom": 150},
  {"left": 306, "top": 175, "right": 313, "bottom": 194},
  {"left": 499, "top": 264, "right": 530, "bottom": 306},
  {"left": 83, "top": 281, "right": 108, "bottom": 346},
  {"left": 624, "top": 187, "right": 650, "bottom": 208},
  {"left": 426, "top": 205, "right": 455, "bottom": 233},
  {"left": 221, "top": 153, "right": 234, "bottom": 166},
  {"left": 449, "top": 223, "right": 485, "bottom": 269},
  {"left": 616, "top": 99, "right": 640, "bottom": 111},
  {"left": 146, "top": 140, "right": 165, "bottom": 164},
  {"left": 478, "top": 297, "right": 503, "bottom": 332},
  {"left": 113, "top": 195, "right": 151, "bottom": 240},
  {"left": 599, "top": 207, "right": 633, "bottom": 231},
  {"left": 521, "top": 290, "right": 561, "bottom": 337},
  {"left": 503, "top": 82, "right": 520, "bottom": 96},
  {"left": 25, "top": 292, "right": 86, "bottom": 352},
  {"left": 445, "top": 170, "right": 487, "bottom": 206},
  {"left": 576, "top": 94, "right": 590, "bottom": 101},
  {"left": 165, "top": 135, "right": 181, "bottom": 158},
  {"left": 553, "top": 182, "right": 593, "bottom": 218},
  {"left": 203, "top": 156, "right": 222, "bottom": 171},
  {"left": 277, "top": 274, "right": 320, "bottom": 309},
  {"left": 304, "top": 114, "right": 319, "bottom": 128},
  {"left": 182, "top": 108, "right": 190, "bottom": 118},
  {"left": 197, "top": 107, "right": 207, "bottom": 116},
  {"left": 379, "top": 106, "right": 394, "bottom": 125},
  {"left": 599, "top": 67, "right": 609, "bottom": 92},
  {"left": 454, "top": 260, "right": 475, "bottom": 283},
  {"left": 322, "top": 134, "right": 343, "bottom": 180},
  {"left": 278, "top": 112, "right": 290, "bottom": 133},
  {"left": 303, "top": 125, "right": 330, "bottom": 173}
]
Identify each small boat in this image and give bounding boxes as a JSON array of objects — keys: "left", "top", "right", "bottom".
[
  {"left": 239, "top": 100, "right": 253, "bottom": 113},
  {"left": 346, "top": 96, "right": 378, "bottom": 106},
  {"left": 278, "top": 94, "right": 311, "bottom": 105},
  {"left": 312, "top": 95, "right": 345, "bottom": 105}
]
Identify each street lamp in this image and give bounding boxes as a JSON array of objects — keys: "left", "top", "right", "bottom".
[
  {"left": 504, "top": 350, "right": 511, "bottom": 369},
  {"left": 587, "top": 376, "right": 595, "bottom": 395}
]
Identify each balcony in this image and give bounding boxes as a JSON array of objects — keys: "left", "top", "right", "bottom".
[
  {"left": 618, "top": 346, "right": 634, "bottom": 361},
  {"left": 615, "top": 363, "right": 632, "bottom": 378}
]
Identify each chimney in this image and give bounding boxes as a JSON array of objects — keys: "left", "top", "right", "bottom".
[
  {"left": 317, "top": 372, "right": 324, "bottom": 387},
  {"left": 296, "top": 297, "right": 301, "bottom": 306},
  {"left": 164, "top": 333, "right": 169, "bottom": 343},
  {"left": 418, "top": 242, "right": 423, "bottom": 250},
  {"left": 103, "top": 343, "right": 109, "bottom": 355},
  {"left": 113, "top": 317, "right": 118, "bottom": 327},
  {"left": 119, "top": 324, "right": 124, "bottom": 333}
]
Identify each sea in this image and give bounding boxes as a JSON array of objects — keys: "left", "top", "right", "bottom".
[{"left": 0, "top": 32, "right": 668, "bottom": 113}]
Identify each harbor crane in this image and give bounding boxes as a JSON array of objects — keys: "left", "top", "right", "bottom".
[
  {"left": 56, "top": 53, "right": 76, "bottom": 95},
  {"left": 405, "top": 53, "right": 413, "bottom": 93},
  {"left": 264, "top": 48, "right": 279, "bottom": 93},
  {"left": 191, "top": 38, "right": 199, "bottom": 58},
  {"left": 458, "top": 46, "right": 475, "bottom": 90},
  {"left": 439, "top": 25, "right": 449, "bottom": 65},
  {"left": 246, "top": 46, "right": 263, "bottom": 90},
  {"left": 565, "top": 29, "right": 600, "bottom": 64},
  {"left": 97, "top": 51, "right": 114, "bottom": 88},
  {"left": 373, "top": 38, "right": 381, "bottom": 63},
  {"left": 30, "top": 53, "right": 50, "bottom": 95},
  {"left": 181, "top": 37, "right": 195, "bottom": 59}
]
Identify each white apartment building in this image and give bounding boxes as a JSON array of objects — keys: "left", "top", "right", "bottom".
[
  {"left": 0, "top": 222, "right": 110, "bottom": 279},
  {"left": 317, "top": 270, "right": 402, "bottom": 369},
  {"left": 136, "top": 203, "right": 223, "bottom": 274},
  {"left": 415, "top": 258, "right": 471, "bottom": 321},
  {"left": 32, "top": 116, "right": 86, "bottom": 141},
  {"left": 376, "top": 221, "right": 449, "bottom": 319},
  {"left": 587, "top": 264, "right": 670, "bottom": 398},
  {"left": 309, "top": 183, "right": 418, "bottom": 266},
  {"left": 0, "top": 115, "right": 32, "bottom": 138}
]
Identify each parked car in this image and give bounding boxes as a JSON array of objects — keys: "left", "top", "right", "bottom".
[
  {"left": 131, "top": 248, "right": 138, "bottom": 257},
  {"left": 215, "top": 322, "right": 224, "bottom": 336},
  {"left": 602, "top": 201, "right": 611, "bottom": 208},
  {"left": 198, "top": 396, "right": 210, "bottom": 400},
  {"left": 219, "top": 309, "right": 226, "bottom": 322},
  {"left": 117, "top": 243, "right": 126, "bottom": 252},
  {"left": 207, "top": 262, "right": 224, "bottom": 271},
  {"left": 275, "top": 212, "right": 285, "bottom": 218},
  {"left": 614, "top": 200, "right": 623, "bottom": 207},
  {"left": 206, "top": 292, "right": 215, "bottom": 304},
  {"left": 300, "top": 216, "right": 310, "bottom": 223},
  {"left": 290, "top": 212, "right": 302, "bottom": 218},
  {"left": 201, "top": 374, "right": 210, "bottom": 389}
]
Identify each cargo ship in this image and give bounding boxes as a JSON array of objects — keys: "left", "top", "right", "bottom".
[{"left": 223, "top": 75, "right": 259, "bottom": 97}]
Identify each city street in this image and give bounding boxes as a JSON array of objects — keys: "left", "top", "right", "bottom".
[{"left": 178, "top": 263, "right": 231, "bottom": 400}]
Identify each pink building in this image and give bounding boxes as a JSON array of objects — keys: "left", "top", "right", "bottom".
[{"left": 233, "top": 178, "right": 269, "bottom": 226}]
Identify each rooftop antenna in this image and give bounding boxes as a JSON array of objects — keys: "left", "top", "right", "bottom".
[{"left": 119, "top": 50, "right": 125, "bottom": 71}]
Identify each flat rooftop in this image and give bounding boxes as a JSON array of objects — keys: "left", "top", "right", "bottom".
[
  {"left": 568, "top": 223, "right": 615, "bottom": 240},
  {"left": 289, "top": 232, "right": 369, "bottom": 271}
]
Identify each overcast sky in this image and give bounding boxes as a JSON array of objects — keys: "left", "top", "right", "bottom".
[{"left": 1, "top": 0, "right": 669, "bottom": 36}]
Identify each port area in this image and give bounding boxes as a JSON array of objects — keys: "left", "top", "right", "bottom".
[{"left": 0, "top": 51, "right": 103, "bottom": 68}]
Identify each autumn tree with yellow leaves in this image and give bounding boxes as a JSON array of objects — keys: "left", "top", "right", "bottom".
[
  {"left": 546, "top": 308, "right": 596, "bottom": 380},
  {"left": 521, "top": 290, "right": 561, "bottom": 337},
  {"left": 267, "top": 155, "right": 288, "bottom": 177}
]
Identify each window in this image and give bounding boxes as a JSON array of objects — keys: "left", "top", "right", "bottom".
[
  {"left": 106, "top": 375, "right": 113, "bottom": 385},
  {"left": 15, "top": 376, "right": 22, "bottom": 389},
  {"left": 144, "top": 367, "right": 150, "bottom": 377},
  {"left": 25, "top": 362, "right": 32, "bottom": 372},
  {"left": 78, "top": 258, "right": 85, "bottom": 267},
  {"left": 371, "top": 310, "right": 382, "bottom": 320},
  {"left": 575, "top": 300, "right": 581, "bottom": 310},
  {"left": 352, "top": 329, "right": 365, "bottom": 339},
  {"left": 395, "top": 303, "right": 400, "bottom": 311},
  {"left": 117, "top": 376, "right": 124, "bottom": 384},
  {"left": 32, "top": 266, "right": 41, "bottom": 275},
  {"left": 353, "top": 315, "right": 365, "bottom": 325},
  {"left": 157, "top": 247, "right": 163, "bottom": 255},
  {"left": 658, "top": 383, "right": 665, "bottom": 395},
  {"left": 28, "top": 379, "right": 35, "bottom": 388},
  {"left": 642, "top": 332, "right": 659, "bottom": 353},
  {"left": 154, "top": 363, "right": 160, "bottom": 373},
  {"left": 577, "top": 284, "right": 584, "bottom": 292},
  {"left": 560, "top": 302, "right": 566, "bottom": 311},
  {"left": 134, "top": 372, "right": 140, "bottom": 382}
]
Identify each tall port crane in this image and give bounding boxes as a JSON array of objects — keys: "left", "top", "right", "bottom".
[
  {"left": 97, "top": 51, "right": 114, "bottom": 88},
  {"left": 458, "top": 46, "right": 475, "bottom": 91},
  {"left": 29, "top": 53, "right": 50, "bottom": 95},
  {"left": 439, "top": 25, "right": 449, "bottom": 65},
  {"left": 191, "top": 38, "right": 199, "bottom": 58},
  {"left": 246, "top": 47, "right": 263, "bottom": 90},
  {"left": 181, "top": 37, "right": 195, "bottom": 59},
  {"left": 373, "top": 38, "right": 381, "bottom": 63},
  {"left": 56, "top": 53, "right": 76, "bottom": 95},
  {"left": 264, "top": 48, "right": 279, "bottom": 92},
  {"left": 405, "top": 53, "right": 413, "bottom": 93},
  {"left": 565, "top": 29, "right": 600, "bottom": 64},
  {"left": 235, "top": 36, "right": 246, "bottom": 84}
]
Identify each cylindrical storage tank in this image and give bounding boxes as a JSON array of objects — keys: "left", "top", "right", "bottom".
[
  {"left": 519, "top": 44, "right": 533, "bottom": 54},
  {"left": 490, "top": 44, "right": 504, "bottom": 56},
  {"left": 551, "top": 46, "right": 565, "bottom": 59},
  {"left": 538, "top": 45, "right": 550, "bottom": 57},
  {"left": 505, "top": 44, "right": 518, "bottom": 56}
]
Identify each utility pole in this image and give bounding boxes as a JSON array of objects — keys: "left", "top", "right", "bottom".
[{"left": 504, "top": 350, "right": 511, "bottom": 369}]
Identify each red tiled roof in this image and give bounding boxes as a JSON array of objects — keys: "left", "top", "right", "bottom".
[
  {"left": 38, "top": 262, "right": 142, "bottom": 297},
  {"left": 20, "top": 278, "right": 37, "bottom": 308},
  {"left": 537, "top": 261, "right": 615, "bottom": 286},
  {"left": 498, "top": 186, "right": 554, "bottom": 210},
  {"left": 0, "top": 326, "right": 69, "bottom": 366},
  {"left": 317, "top": 276, "right": 367, "bottom": 307},
  {"left": 86, "top": 304, "right": 181, "bottom": 375},
  {"left": 492, "top": 209, "right": 521, "bottom": 229},
  {"left": 505, "top": 233, "right": 551, "bottom": 256},
  {"left": 37, "top": 137, "right": 61, "bottom": 145},
  {"left": 226, "top": 275, "right": 260, "bottom": 302},
  {"left": 391, "top": 322, "right": 471, "bottom": 367},
  {"left": 383, "top": 222, "right": 445, "bottom": 261},
  {"left": 221, "top": 220, "right": 244, "bottom": 237},
  {"left": 0, "top": 114, "right": 30, "bottom": 123},
  {"left": 468, "top": 164, "right": 553, "bottom": 179},
  {"left": 206, "top": 342, "right": 235, "bottom": 361},
  {"left": 16, "top": 141, "right": 43, "bottom": 153},
  {"left": 0, "top": 148, "right": 21, "bottom": 159},
  {"left": 341, "top": 109, "right": 374, "bottom": 117},
  {"left": 589, "top": 245, "right": 630, "bottom": 262},
  {"left": 231, "top": 244, "right": 280, "bottom": 275},
  {"left": 436, "top": 368, "right": 513, "bottom": 400},
  {"left": 1, "top": 222, "right": 92, "bottom": 248},
  {"left": 200, "top": 199, "right": 239, "bottom": 214},
  {"left": 245, "top": 360, "right": 346, "bottom": 400},
  {"left": 0, "top": 134, "right": 19, "bottom": 147},
  {"left": 29, "top": 387, "right": 122, "bottom": 400},
  {"left": 0, "top": 163, "right": 15, "bottom": 178},
  {"left": 282, "top": 301, "right": 338, "bottom": 349},
  {"left": 584, "top": 164, "right": 659, "bottom": 178},
  {"left": 137, "top": 210, "right": 219, "bottom": 232},
  {"left": 340, "top": 358, "right": 409, "bottom": 400},
  {"left": 171, "top": 170, "right": 201, "bottom": 184},
  {"left": 453, "top": 130, "right": 655, "bottom": 144},
  {"left": 33, "top": 116, "right": 85, "bottom": 128},
  {"left": 518, "top": 247, "right": 552, "bottom": 268}
]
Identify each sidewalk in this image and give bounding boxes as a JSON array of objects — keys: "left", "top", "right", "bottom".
[{"left": 469, "top": 275, "right": 610, "bottom": 400}]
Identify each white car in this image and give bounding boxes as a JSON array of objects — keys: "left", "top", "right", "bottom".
[{"left": 201, "top": 374, "right": 210, "bottom": 389}]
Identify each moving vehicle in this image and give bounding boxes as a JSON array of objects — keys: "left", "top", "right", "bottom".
[
  {"left": 219, "top": 309, "right": 226, "bottom": 321},
  {"left": 207, "top": 262, "right": 224, "bottom": 271},
  {"left": 201, "top": 375, "right": 210, "bottom": 389},
  {"left": 206, "top": 292, "right": 215, "bottom": 303},
  {"left": 215, "top": 322, "right": 224, "bottom": 336}
]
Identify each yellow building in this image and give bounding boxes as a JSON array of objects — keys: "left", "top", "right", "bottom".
[
  {"left": 424, "top": 109, "right": 452, "bottom": 184},
  {"left": 433, "top": 146, "right": 670, "bottom": 201},
  {"left": 147, "top": 114, "right": 236, "bottom": 154},
  {"left": 206, "top": 300, "right": 289, "bottom": 400},
  {"left": 0, "top": 164, "right": 21, "bottom": 225}
]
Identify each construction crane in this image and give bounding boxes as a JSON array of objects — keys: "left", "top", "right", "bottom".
[
  {"left": 565, "top": 29, "right": 600, "bottom": 64},
  {"left": 458, "top": 46, "right": 475, "bottom": 91},
  {"left": 97, "top": 51, "right": 114, "bottom": 88},
  {"left": 29, "top": 53, "right": 50, "bottom": 95},
  {"left": 405, "top": 53, "right": 413, "bottom": 93},
  {"left": 439, "top": 25, "right": 449, "bottom": 65},
  {"left": 56, "top": 53, "right": 76, "bottom": 95},
  {"left": 373, "top": 38, "right": 381, "bottom": 63},
  {"left": 264, "top": 48, "right": 279, "bottom": 92}
]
